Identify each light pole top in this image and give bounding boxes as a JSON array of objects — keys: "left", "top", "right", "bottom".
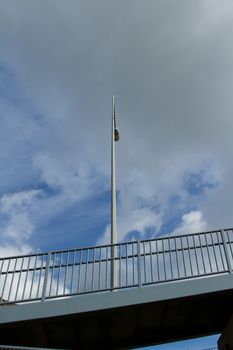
[{"left": 112, "top": 95, "right": 120, "bottom": 142}]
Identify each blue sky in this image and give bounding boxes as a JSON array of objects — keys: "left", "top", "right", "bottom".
[
  {"left": 145, "top": 335, "right": 219, "bottom": 350},
  {"left": 1, "top": 1, "right": 233, "bottom": 348}
]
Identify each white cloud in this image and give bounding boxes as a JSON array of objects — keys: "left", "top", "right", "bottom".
[
  {"left": 0, "top": 1, "right": 233, "bottom": 252},
  {"left": 171, "top": 210, "right": 207, "bottom": 236},
  {"left": 1, "top": 190, "right": 41, "bottom": 214},
  {"left": 0, "top": 190, "right": 41, "bottom": 255},
  {"left": 0, "top": 244, "right": 32, "bottom": 258},
  {"left": 34, "top": 152, "right": 103, "bottom": 202},
  {"left": 99, "top": 206, "right": 162, "bottom": 245}
]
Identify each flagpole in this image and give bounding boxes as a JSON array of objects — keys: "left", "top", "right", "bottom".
[{"left": 111, "top": 95, "right": 118, "bottom": 290}]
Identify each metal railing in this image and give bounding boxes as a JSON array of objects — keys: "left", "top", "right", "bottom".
[
  {"left": 0, "top": 228, "right": 233, "bottom": 305},
  {"left": 0, "top": 346, "right": 65, "bottom": 350},
  {"left": 0, "top": 345, "right": 218, "bottom": 350},
  {"left": 0, "top": 347, "right": 220, "bottom": 350}
]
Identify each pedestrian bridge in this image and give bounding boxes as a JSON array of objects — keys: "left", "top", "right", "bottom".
[{"left": 1, "top": 229, "right": 233, "bottom": 349}]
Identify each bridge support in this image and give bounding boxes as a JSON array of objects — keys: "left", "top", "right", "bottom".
[{"left": 218, "top": 314, "right": 233, "bottom": 350}]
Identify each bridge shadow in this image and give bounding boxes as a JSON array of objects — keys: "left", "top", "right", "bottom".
[{"left": 0, "top": 273, "right": 233, "bottom": 349}]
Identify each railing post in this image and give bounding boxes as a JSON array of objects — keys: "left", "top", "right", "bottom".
[
  {"left": 41, "top": 252, "right": 51, "bottom": 302},
  {"left": 221, "top": 230, "right": 232, "bottom": 274},
  {"left": 137, "top": 241, "right": 142, "bottom": 288}
]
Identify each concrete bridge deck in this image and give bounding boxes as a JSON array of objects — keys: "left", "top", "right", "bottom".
[{"left": 1, "top": 228, "right": 233, "bottom": 349}]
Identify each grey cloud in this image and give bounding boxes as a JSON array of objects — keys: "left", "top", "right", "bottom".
[{"left": 0, "top": 0, "right": 233, "bottom": 243}]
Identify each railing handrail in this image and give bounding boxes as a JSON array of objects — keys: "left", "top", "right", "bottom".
[
  {"left": 1, "top": 227, "right": 233, "bottom": 305},
  {"left": 1, "top": 227, "right": 232, "bottom": 261},
  {"left": 0, "top": 240, "right": 232, "bottom": 276}
]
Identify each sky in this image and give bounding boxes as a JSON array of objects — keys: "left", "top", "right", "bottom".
[{"left": 0, "top": 0, "right": 233, "bottom": 348}]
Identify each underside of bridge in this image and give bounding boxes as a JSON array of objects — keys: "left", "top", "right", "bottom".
[{"left": 0, "top": 275, "right": 233, "bottom": 349}]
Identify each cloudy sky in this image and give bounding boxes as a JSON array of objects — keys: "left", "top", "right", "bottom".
[{"left": 0, "top": 1, "right": 233, "bottom": 347}]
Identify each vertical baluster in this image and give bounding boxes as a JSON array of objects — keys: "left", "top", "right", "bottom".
[
  {"left": 174, "top": 238, "right": 180, "bottom": 279},
  {"left": 221, "top": 230, "right": 232, "bottom": 273},
  {"left": 117, "top": 244, "right": 119, "bottom": 288},
  {"left": 106, "top": 246, "right": 109, "bottom": 289},
  {"left": 56, "top": 252, "right": 63, "bottom": 296},
  {"left": 216, "top": 231, "right": 225, "bottom": 271},
  {"left": 98, "top": 247, "right": 102, "bottom": 290},
  {"left": 41, "top": 253, "right": 51, "bottom": 302},
  {"left": 205, "top": 234, "right": 212, "bottom": 272},
  {"left": 168, "top": 238, "right": 173, "bottom": 279},
  {"left": 227, "top": 230, "right": 233, "bottom": 259},
  {"left": 8, "top": 258, "right": 18, "bottom": 302},
  {"left": 70, "top": 250, "right": 76, "bottom": 294},
  {"left": 143, "top": 242, "right": 146, "bottom": 284},
  {"left": 193, "top": 235, "right": 200, "bottom": 275},
  {"left": 91, "top": 248, "right": 96, "bottom": 291},
  {"left": 22, "top": 257, "right": 31, "bottom": 300},
  {"left": 77, "top": 249, "right": 82, "bottom": 293},
  {"left": 149, "top": 241, "right": 153, "bottom": 282},
  {"left": 63, "top": 251, "right": 69, "bottom": 294},
  {"left": 16, "top": 257, "right": 25, "bottom": 301},
  {"left": 162, "top": 239, "right": 167, "bottom": 280},
  {"left": 180, "top": 237, "right": 186, "bottom": 277},
  {"left": 0, "top": 259, "right": 4, "bottom": 299},
  {"left": 0, "top": 259, "right": 4, "bottom": 276},
  {"left": 29, "top": 255, "right": 38, "bottom": 299},
  {"left": 137, "top": 241, "right": 142, "bottom": 287},
  {"left": 132, "top": 243, "right": 135, "bottom": 285},
  {"left": 126, "top": 244, "right": 128, "bottom": 286},
  {"left": 114, "top": 244, "right": 118, "bottom": 289},
  {"left": 84, "top": 249, "right": 89, "bottom": 291},
  {"left": 118, "top": 245, "right": 121, "bottom": 288},
  {"left": 199, "top": 234, "right": 206, "bottom": 274},
  {"left": 210, "top": 233, "right": 218, "bottom": 273},
  {"left": 156, "top": 240, "right": 160, "bottom": 281},
  {"left": 36, "top": 255, "right": 44, "bottom": 299},
  {"left": 1, "top": 259, "right": 11, "bottom": 301},
  {"left": 49, "top": 253, "right": 56, "bottom": 297},
  {"left": 187, "top": 236, "right": 193, "bottom": 277},
  {"left": 105, "top": 247, "right": 108, "bottom": 289}
]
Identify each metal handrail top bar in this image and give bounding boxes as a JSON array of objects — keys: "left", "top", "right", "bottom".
[
  {"left": 1, "top": 239, "right": 232, "bottom": 276},
  {"left": 141, "top": 227, "right": 233, "bottom": 243},
  {"left": 0, "top": 227, "right": 232, "bottom": 261}
]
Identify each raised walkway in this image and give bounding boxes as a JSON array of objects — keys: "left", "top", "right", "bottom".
[{"left": 0, "top": 229, "right": 233, "bottom": 349}]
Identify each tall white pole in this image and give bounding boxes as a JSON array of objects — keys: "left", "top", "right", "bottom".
[{"left": 111, "top": 95, "right": 118, "bottom": 290}]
